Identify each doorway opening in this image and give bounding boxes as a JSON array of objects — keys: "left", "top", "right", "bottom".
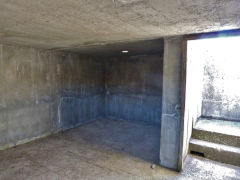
[{"left": 184, "top": 34, "right": 240, "bottom": 167}]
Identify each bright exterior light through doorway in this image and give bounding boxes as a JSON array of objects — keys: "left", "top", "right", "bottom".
[{"left": 188, "top": 36, "right": 240, "bottom": 122}]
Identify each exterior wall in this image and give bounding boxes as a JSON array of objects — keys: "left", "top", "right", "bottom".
[
  {"left": 186, "top": 40, "right": 204, "bottom": 126},
  {"left": 178, "top": 39, "right": 205, "bottom": 170},
  {"left": 197, "top": 37, "right": 240, "bottom": 121},
  {"left": 202, "top": 61, "right": 240, "bottom": 121},
  {"left": 105, "top": 55, "right": 163, "bottom": 125},
  {"left": 0, "top": 44, "right": 105, "bottom": 150}
]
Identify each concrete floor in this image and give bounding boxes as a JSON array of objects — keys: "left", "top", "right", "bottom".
[{"left": 0, "top": 119, "right": 240, "bottom": 180}]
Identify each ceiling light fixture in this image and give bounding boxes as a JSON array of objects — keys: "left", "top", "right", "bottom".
[{"left": 122, "top": 50, "right": 128, "bottom": 53}]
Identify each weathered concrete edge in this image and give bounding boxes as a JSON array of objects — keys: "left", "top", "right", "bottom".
[
  {"left": 159, "top": 37, "right": 183, "bottom": 171},
  {"left": 189, "top": 139, "right": 240, "bottom": 167},
  {"left": 0, "top": 131, "right": 53, "bottom": 151}
]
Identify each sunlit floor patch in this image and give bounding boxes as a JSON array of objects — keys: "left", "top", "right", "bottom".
[
  {"left": 183, "top": 155, "right": 240, "bottom": 180},
  {"left": 195, "top": 118, "right": 240, "bottom": 137}
]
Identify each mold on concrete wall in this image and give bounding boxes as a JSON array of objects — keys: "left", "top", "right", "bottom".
[
  {"left": 0, "top": 44, "right": 105, "bottom": 150},
  {"left": 105, "top": 55, "right": 163, "bottom": 125}
]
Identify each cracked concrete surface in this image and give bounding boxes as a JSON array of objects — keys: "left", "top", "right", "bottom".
[
  {"left": 0, "top": 119, "right": 239, "bottom": 180},
  {"left": 0, "top": 0, "right": 240, "bottom": 51}
]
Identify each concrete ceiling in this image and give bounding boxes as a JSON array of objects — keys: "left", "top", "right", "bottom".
[
  {"left": 0, "top": 0, "right": 240, "bottom": 52},
  {"left": 70, "top": 39, "right": 164, "bottom": 57}
]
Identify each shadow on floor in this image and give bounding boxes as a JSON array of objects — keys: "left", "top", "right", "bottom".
[{"left": 62, "top": 118, "right": 161, "bottom": 164}]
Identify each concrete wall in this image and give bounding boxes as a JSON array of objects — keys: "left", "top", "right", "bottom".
[
  {"left": 58, "top": 54, "right": 105, "bottom": 130},
  {"left": 0, "top": 41, "right": 185, "bottom": 172},
  {"left": 185, "top": 40, "right": 204, "bottom": 126},
  {"left": 159, "top": 37, "right": 183, "bottom": 171},
  {"left": 105, "top": 55, "right": 163, "bottom": 125},
  {"left": 0, "top": 44, "right": 105, "bottom": 150},
  {"left": 0, "top": 44, "right": 163, "bottom": 150},
  {"left": 178, "top": 39, "right": 205, "bottom": 170},
  {"left": 202, "top": 60, "right": 240, "bottom": 121}
]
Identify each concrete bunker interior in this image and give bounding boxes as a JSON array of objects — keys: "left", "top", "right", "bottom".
[
  {"left": 1, "top": 34, "right": 240, "bottom": 179},
  {"left": 1, "top": 1, "right": 240, "bottom": 179},
  {"left": 0, "top": 43, "right": 163, "bottom": 139},
  {"left": 0, "top": 40, "right": 167, "bottom": 177}
]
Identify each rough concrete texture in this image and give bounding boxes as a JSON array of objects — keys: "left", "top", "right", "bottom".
[
  {"left": 70, "top": 38, "right": 164, "bottom": 57},
  {"left": 160, "top": 38, "right": 183, "bottom": 170},
  {"left": 190, "top": 119, "right": 240, "bottom": 167},
  {"left": 179, "top": 38, "right": 206, "bottom": 169},
  {"left": 59, "top": 95, "right": 105, "bottom": 130},
  {"left": 0, "top": 44, "right": 105, "bottom": 150},
  {"left": 0, "top": 42, "right": 164, "bottom": 151},
  {"left": 190, "top": 138, "right": 240, "bottom": 167},
  {"left": 195, "top": 118, "right": 240, "bottom": 137},
  {"left": 105, "top": 55, "right": 163, "bottom": 124},
  {"left": 195, "top": 118, "right": 240, "bottom": 143},
  {"left": 192, "top": 128, "right": 240, "bottom": 148},
  {"left": 0, "top": 1, "right": 240, "bottom": 51},
  {"left": 1, "top": 119, "right": 240, "bottom": 180},
  {"left": 57, "top": 53, "right": 105, "bottom": 130}
]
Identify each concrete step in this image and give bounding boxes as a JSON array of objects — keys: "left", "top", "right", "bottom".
[
  {"left": 192, "top": 127, "right": 240, "bottom": 148},
  {"left": 189, "top": 138, "right": 240, "bottom": 167}
]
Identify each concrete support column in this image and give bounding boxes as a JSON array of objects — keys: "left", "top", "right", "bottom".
[
  {"left": 0, "top": 44, "right": 3, "bottom": 105},
  {"left": 160, "top": 37, "right": 183, "bottom": 170}
]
